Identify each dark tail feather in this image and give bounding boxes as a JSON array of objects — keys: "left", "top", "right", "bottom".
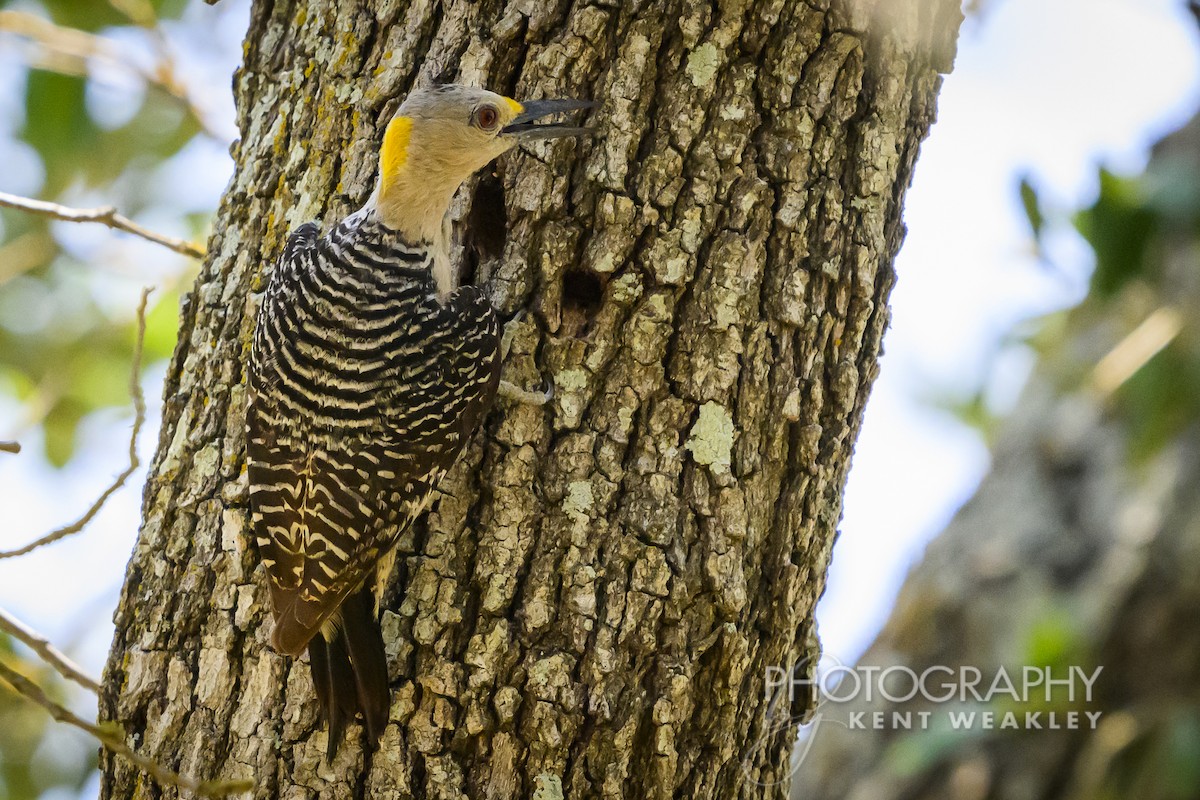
[
  {"left": 341, "top": 584, "right": 390, "bottom": 744},
  {"left": 306, "top": 585, "right": 389, "bottom": 761},
  {"left": 309, "top": 632, "right": 354, "bottom": 760},
  {"left": 309, "top": 634, "right": 333, "bottom": 729}
]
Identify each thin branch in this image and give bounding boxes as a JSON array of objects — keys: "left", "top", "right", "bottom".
[
  {"left": 0, "top": 191, "right": 205, "bottom": 259},
  {"left": 0, "top": 659, "right": 253, "bottom": 798},
  {"left": 0, "top": 288, "right": 151, "bottom": 561},
  {"left": 0, "top": 607, "right": 99, "bottom": 692},
  {"left": 0, "top": 10, "right": 109, "bottom": 67},
  {"left": 1090, "top": 306, "right": 1182, "bottom": 399},
  {"left": 0, "top": 441, "right": 19, "bottom": 454}
]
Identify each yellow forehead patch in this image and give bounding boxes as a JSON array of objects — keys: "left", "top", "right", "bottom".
[
  {"left": 380, "top": 116, "right": 413, "bottom": 183},
  {"left": 502, "top": 97, "right": 524, "bottom": 117}
]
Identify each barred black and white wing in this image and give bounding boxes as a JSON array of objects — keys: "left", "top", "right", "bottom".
[{"left": 246, "top": 216, "right": 501, "bottom": 755}]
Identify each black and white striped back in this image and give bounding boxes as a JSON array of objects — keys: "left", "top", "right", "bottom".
[{"left": 246, "top": 208, "right": 501, "bottom": 656}]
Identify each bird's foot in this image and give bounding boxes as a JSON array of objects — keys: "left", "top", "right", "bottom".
[
  {"left": 501, "top": 310, "right": 527, "bottom": 361},
  {"left": 498, "top": 379, "right": 553, "bottom": 406}
]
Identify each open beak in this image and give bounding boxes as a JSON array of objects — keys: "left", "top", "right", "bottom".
[{"left": 502, "top": 98, "right": 594, "bottom": 141}]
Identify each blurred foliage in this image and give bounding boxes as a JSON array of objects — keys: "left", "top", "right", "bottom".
[
  {"left": 885, "top": 115, "right": 1200, "bottom": 800},
  {"left": 1018, "top": 173, "right": 1045, "bottom": 244},
  {"left": 0, "top": 634, "right": 96, "bottom": 800},
  {"left": 1105, "top": 708, "right": 1200, "bottom": 800},
  {"left": 1120, "top": 337, "right": 1200, "bottom": 461},
  {"left": 0, "top": 0, "right": 213, "bottom": 465},
  {"left": 1016, "top": 137, "right": 1200, "bottom": 461},
  {"left": 1074, "top": 169, "right": 1160, "bottom": 301},
  {"left": 946, "top": 135, "right": 1200, "bottom": 449},
  {"left": 23, "top": 70, "right": 201, "bottom": 195},
  {"left": 1022, "top": 608, "right": 1088, "bottom": 675},
  {"left": 883, "top": 715, "right": 988, "bottom": 778},
  {"left": 0, "top": 281, "right": 180, "bottom": 464},
  {"left": 935, "top": 387, "right": 1002, "bottom": 447},
  {"left": 33, "top": 0, "right": 188, "bottom": 32},
  {"left": 0, "top": 2, "right": 226, "bottom": 797},
  {"left": 933, "top": 117, "right": 1200, "bottom": 800}
]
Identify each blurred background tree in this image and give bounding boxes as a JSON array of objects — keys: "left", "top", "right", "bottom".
[{"left": 791, "top": 108, "right": 1200, "bottom": 800}]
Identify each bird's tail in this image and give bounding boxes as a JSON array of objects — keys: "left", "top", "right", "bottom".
[{"left": 307, "top": 584, "right": 389, "bottom": 760}]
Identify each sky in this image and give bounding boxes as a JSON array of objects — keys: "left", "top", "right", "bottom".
[
  {"left": 0, "top": 0, "right": 1199, "bottom": 793},
  {"left": 820, "top": 0, "right": 1200, "bottom": 660}
]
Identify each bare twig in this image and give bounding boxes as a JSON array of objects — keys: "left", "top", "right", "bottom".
[
  {"left": 1090, "top": 306, "right": 1182, "bottom": 399},
  {"left": 0, "top": 441, "right": 19, "bottom": 454},
  {"left": 0, "top": 659, "right": 254, "bottom": 797},
  {"left": 0, "top": 288, "right": 152, "bottom": 560},
  {"left": 0, "top": 191, "right": 204, "bottom": 259},
  {"left": 0, "top": 607, "right": 99, "bottom": 692},
  {"left": 0, "top": 10, "right": 108, "bottom": 69}
]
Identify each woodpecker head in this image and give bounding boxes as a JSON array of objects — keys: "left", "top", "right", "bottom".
[{"left": 369, "top": 84, "right": 591, "bottom": 243}]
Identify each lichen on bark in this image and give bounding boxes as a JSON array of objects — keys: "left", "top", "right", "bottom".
[{"left": 99, "top": 0, "right": 961, "bottom": 797}]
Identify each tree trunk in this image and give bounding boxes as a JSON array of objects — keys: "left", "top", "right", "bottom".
[{"left": 99, "top": 1, "right": 960, "bottom": 797}]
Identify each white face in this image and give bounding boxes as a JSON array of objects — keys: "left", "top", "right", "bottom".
[
  {"left": 371, "top": 84, "right": 589, "bottom": 241},
  {"left": 394, "top": 86, "right": 523, "bottom": 178},
  {"left": 371, "top": 87, "right": 521, "bottom": 241}
]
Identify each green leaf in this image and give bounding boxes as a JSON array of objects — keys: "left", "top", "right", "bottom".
[
  {"left": 1024, "top": 610, "right": 1083, "bottom": 668},
  {"left": 1118, "top": 339, "right": 1200, "bottom": 461},
  {"left": 33, "top": 0, "right": 128, "bottom": 32},
  {"left": 1074, "top": 169, "right": 1157, "bottom": 300},
  {"left": 41, "top": 396, "right": 85, "bottom": 467},
  {"left": 21, "top": 70, "right": 98, "bottom": 196},
  {"left": 1018, "top": 173, "right": 1044, "bottom": 242}
]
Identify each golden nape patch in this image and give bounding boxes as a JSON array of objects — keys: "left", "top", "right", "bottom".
[
  {"left": 380, "top": 116, "right": 414, "bottom": 184},
  {"left": 503, "top": 97, "right": 524, "bottom": 117}
]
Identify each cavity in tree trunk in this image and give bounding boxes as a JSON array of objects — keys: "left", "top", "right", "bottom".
[{"left": 99, "top": 1, "right": 961, "bottom": 797}]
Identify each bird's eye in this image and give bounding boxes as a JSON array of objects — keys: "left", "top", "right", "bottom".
[{"left": 475, "top": 105, "right": 500, "bottom": 131}]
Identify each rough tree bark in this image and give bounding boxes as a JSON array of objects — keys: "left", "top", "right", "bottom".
[{"left": 99, "top": 0, "right": 960, "bottom": 797}]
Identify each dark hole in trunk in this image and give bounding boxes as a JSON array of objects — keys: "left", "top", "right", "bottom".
[
  {"left": 463, "top": 170, "right": 508, "bottom": 285},
  {"left": 561, "top": 267, "right": 605, "bottom": 337}
]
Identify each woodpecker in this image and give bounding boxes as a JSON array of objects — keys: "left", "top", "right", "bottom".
[{"left": 246, "top": 85, "right": 589, "bottom": 758}]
